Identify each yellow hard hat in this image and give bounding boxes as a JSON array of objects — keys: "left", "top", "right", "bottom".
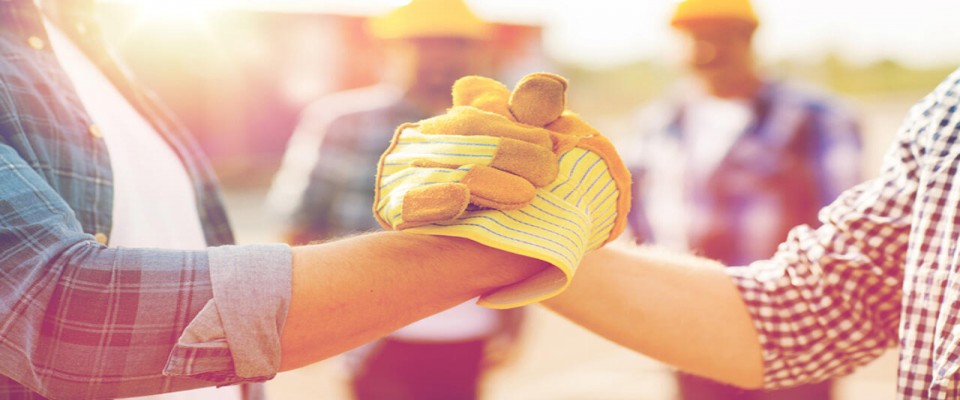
[
  {"left": 670, "top": 0, "right": 759, "bottom": 29},
  {"left": 367, "top": 0, "right": 490, "bottom": 40}
]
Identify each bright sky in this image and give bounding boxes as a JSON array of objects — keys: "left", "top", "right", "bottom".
[
  {"left": 476, "top": 0, "right": 960, "bottom": 68},
  {"left": 103, "top": 0, "right": 960, "bottom": 69}
]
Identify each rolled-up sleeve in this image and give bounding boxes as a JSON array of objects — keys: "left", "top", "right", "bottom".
[
  {"left": 0, "top": 143, "right": 293, "bottom": 398},
  {"left": 725, "top": 93, "right": 928, "bottom": 389},
  {"left": 164, "top": 244, "right": 291, "bottom": 382}
]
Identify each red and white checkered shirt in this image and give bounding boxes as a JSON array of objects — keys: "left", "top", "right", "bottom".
[{"left": 728, "top": 68, "right": 960, "bottom": 399}]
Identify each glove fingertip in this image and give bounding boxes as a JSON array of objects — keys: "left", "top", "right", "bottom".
[
  {"left": 509, "top": 73, "right": 567, "bottom": 127},
  {"left": 490, "top": 138, "right": 559, "bottom": 187},
  {"left": 401, "top": 183, "right": 471, "bottom": 225},
  {"left": 462, "top": 165, "right": 536, "bottom": 210},
  {"left": 452, "top": 76, "right": 514, "bottom": 119}
]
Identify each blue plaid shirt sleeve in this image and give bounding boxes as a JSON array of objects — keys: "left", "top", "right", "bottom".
[
  {"left": 0, "top": 142, "right": 291, "bottom": 398},
  {"left": 0, "top": 8, "right": 293, "bottom": 394}
]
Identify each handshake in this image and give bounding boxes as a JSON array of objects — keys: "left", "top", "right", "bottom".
[{"left": 373, "top": 73, "right": 631, "bottom": 309}]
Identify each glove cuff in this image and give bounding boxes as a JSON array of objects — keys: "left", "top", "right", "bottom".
[{"left": 405, "top": 190, "right": 589, "bottom": 309}]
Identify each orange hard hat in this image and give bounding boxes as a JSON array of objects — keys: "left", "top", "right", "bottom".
[
  {"left": 367, "top": 0, "right": 490, "bottom": 40},
  {"left": 670, "top": 0, "right": 759, "bottom": 29}
]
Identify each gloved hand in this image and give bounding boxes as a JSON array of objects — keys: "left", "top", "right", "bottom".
[{"left": 374, "top": 72, "right": 631, "bottom": 308}]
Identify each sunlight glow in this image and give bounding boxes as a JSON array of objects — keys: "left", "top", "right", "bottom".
[
  {"left": 138, "top": 0, "right": 210, "bottom": 20},
  {"left": 99, "top": 0, "right": 960, "bottom": 68},
  {"left": 130, "top": 0, "right": 216, "bottom": 28}
]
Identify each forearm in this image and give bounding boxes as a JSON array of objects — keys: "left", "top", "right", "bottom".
[
  {"left": 542, "top": 244, "right": 764, "bottom": 388},
  {"left": 279, "top": 231, "right": 547, "bottom": 370}
]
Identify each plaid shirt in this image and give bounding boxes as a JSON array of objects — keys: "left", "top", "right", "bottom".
[
  {"left": 270, "top": 86, "right": 424, "bottom": 240},
  {"left": 728, "top": 67, "right": 960, "bottom": 398},
  {"left": 1, "top": 1, "right": 290, "bottom": 398},
  {"left": 626, "top": 80, "right": 863, "bottom": 266}
]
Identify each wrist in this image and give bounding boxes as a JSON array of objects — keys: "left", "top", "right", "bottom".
[
  {"left": 414, "top": 234, "right": 550, "bottom": 290},
  {"left": 484, "top": 250, "right": 552, "bottom": 290}
]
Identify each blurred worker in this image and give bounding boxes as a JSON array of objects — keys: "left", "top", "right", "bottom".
[
  {"left": 267, "top": 0, "right": 524, "bottom": 398},
  {"left": 623, "top": 0, "right": 863, "bottom": 398}
]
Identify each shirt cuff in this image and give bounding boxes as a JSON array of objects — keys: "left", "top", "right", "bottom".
[
  {"left": 725, "top": 259, "right": 829, "bottom": 390},
  {"left": 726, "top": 262, "right": 781, "bottom": 386},
  {"left": 164, "top": 244, "right": 292, "bottom": 382}
]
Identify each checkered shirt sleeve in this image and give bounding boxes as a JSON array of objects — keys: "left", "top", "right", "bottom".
[
  {"left": 727, "top": 69, "right": 960, "bottom": 398},
  {"left": 725, "top": 84, "right": 933, "bottom": 390}
]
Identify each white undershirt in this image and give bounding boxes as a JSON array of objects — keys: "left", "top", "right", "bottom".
[
  {"left": 44, "top": 19, "right": 237, "bottom": 400},
  {"left": 683, "top": 96, "right": 754, "bottom": 181},
  {"left": 44, "top": 19, "right": 207, "bottom": 251}
]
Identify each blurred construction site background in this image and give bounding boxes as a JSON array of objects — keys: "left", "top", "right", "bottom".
[{"left": 93, "top": 1, "right": 959, "bottom": 398}]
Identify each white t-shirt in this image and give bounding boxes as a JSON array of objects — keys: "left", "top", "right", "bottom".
[
  {"left": 44, "top": 18, "right": 238, "bottom": 400},
  {"left": 683, "top": 95, "right": 754, "bottom": 181}
]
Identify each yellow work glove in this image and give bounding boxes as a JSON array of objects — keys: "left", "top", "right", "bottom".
[{"left": 374, "top": 72, "right": 631, "bottom": 308}]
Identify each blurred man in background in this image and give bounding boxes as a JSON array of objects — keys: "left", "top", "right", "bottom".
[
  {"left": 623, "top": 0, "right": 863, "bottom": 398},
  {"left": 268, "top": 0, "right": 524, "bottom": 398}
]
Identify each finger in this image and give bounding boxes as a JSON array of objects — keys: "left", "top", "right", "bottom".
[
  {"left": 452, "top": 76, "right": 515, "bottom": 120},
  {"left": 509, "top": 73, "right": 567, "bottom": 127},
  {"left": 417, "top": 107, "right": 554, "bottom": 149},
  {"left": 407, "top": 143, "right": 555, "bottom": 196},
  {"left": 376, "top": 166, "right": 471, "bottom": 228},
  {"left": 383, "top": 128, "right": 501, "bottom": 168},
  {"left": 461, "top": 165, "right": 537, "bottom": 210},
  {"left": 386, "top": 128, "right": 558, "bottom": 187},
  {"left": 379, "top": 164, "right": 536, "bottom": 212},
  {"left": 378, "top": 165, "right": 470, "bottom": 197},
  {"left": 375, "top": 165, "right": 536, "bottom": 228},
  {"left": 489, "top": 138, "right": 559, "bottom": 187},
  {"left": 400, "top": 183, "right": 471, "bottom": 228}
]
